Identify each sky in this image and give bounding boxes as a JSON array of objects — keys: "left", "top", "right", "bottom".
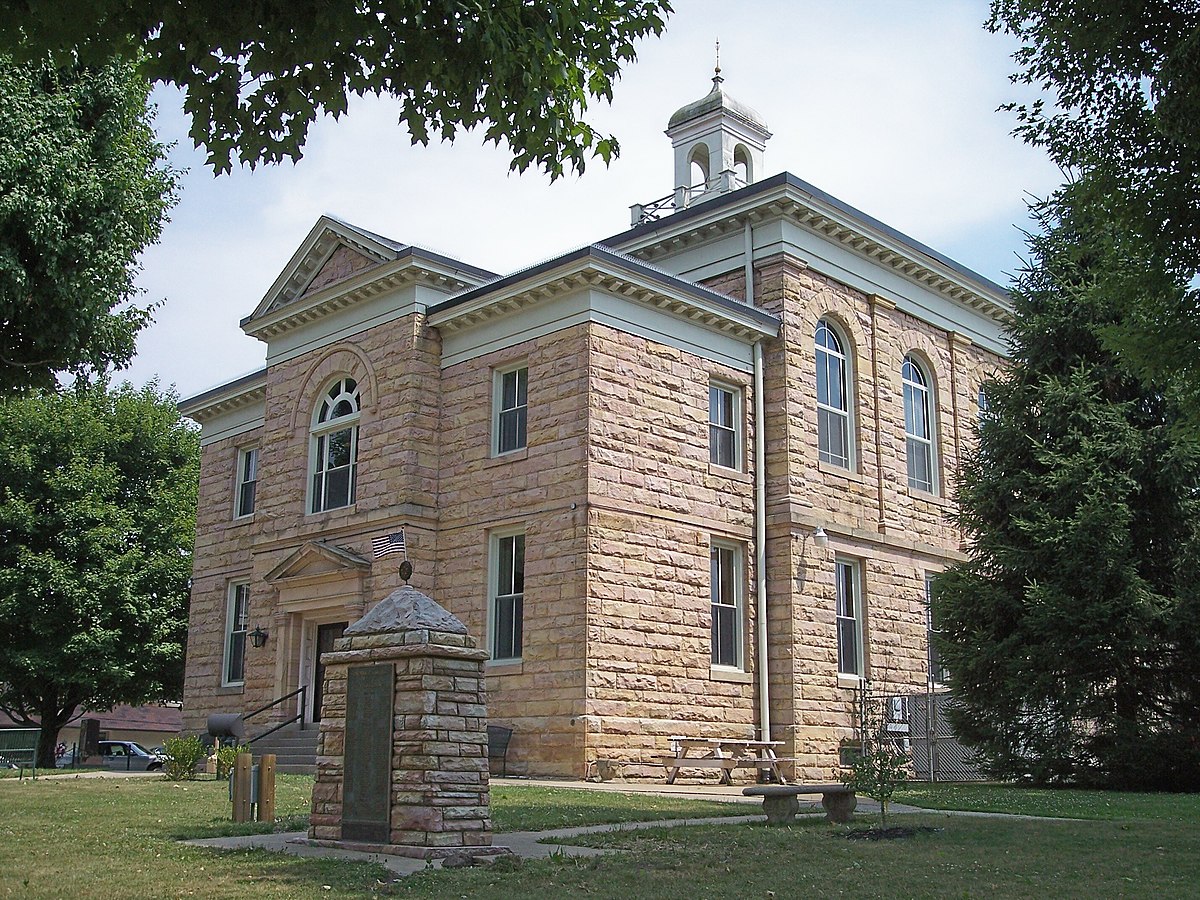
[{"left": 124, "top": 0, "right": 1061, "bottom": 401}]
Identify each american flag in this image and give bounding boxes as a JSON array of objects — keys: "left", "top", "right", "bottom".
[{"left": 371, "top": 530, "right": 407, "bottom": 560}]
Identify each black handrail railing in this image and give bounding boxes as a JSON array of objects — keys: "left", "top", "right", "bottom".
[{"left": 243, "top": 684, "right": 306, "bottom": 746}]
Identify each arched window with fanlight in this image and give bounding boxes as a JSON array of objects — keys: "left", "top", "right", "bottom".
[
  {"left": 310, "top": 377, "right": 360, "bottom": 513},
  {"left": 902, "top": 355, "right": 936, "bottom": 493},
  {"left": 816, "top": 319, "right": 852, "bottom": 469}
]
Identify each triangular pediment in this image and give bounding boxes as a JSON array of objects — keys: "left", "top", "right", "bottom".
[
  {"left": 264, "top": 541, "right": 371, "bottom": 583},
  {"left": 301, "top": 244, "right": 381, "bottom": 298},
  {"left": 244, "top": 216, "right": 409, "bottom": 325}
]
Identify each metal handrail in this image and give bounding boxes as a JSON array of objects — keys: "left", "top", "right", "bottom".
[{"left": 243, "top": 684, "right": 306, "bottom": 746}]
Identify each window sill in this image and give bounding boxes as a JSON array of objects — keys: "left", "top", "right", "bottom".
[
  {"left": 231, "top": 513, "right": 255, "bottom": 524},
  {"left": 837, "top": 674, "right": 864, "bottom": 690},
  {"left": 487, "top": 447, "right": 528, "bottom": 466},
  {"left": 817, "top": 460, "right": 863, "bottom": 482},
  {"left": 710, "top": 666, "right": 752, "bottom": 684},
  {"left": 304, "top": 503, "right": 358, "bottom": 521},
  {"left": 708, "top": 464, "right": 751, "bottom": 482},
  {"left": 905, "top": 487, "right": 952, "bottom": 509},
  {"left": 486, "top": 660, "right": 523, "bottom": 676},
  {"left": 217, "top": 684, "right": 245, "bottom": 695}
]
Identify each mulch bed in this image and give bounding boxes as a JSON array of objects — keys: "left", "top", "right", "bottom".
[{"left": 842, "top": 826, "right": 943, "bottom": 841}]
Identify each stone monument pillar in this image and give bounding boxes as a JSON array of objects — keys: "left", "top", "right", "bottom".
[{"left": 307, "top": 583, "right": 505, "bottom": 859}]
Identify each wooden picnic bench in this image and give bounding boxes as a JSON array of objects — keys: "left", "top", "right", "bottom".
[
  {"left": 659, "top": 736, "right": 795, "bottom": 785},
  {"left": 743, "top": 783, "right": 858, "bottom": 824}
]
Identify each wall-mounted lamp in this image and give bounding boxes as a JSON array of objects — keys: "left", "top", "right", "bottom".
[
  {"left": 813, "top": 527, "right": 830, "bottom": 549},
  {"left": 249, "top": 625, "right": 269, "bottom": 649}
]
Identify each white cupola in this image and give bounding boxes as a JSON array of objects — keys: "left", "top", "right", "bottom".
[{"left": 665, "top": 63, "right": 771, "bottom": 207}]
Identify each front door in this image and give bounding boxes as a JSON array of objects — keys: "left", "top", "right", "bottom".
[{"left": 311, "top": 621, "right": 347, "bottom": 722}]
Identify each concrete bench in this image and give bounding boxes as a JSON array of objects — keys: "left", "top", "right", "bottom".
[{"left": 742, "top": 783, "right": 857, "bottom": 824}]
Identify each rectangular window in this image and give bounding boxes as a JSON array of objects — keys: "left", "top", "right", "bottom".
[
  {"left": 235, "top": 447, "right": 258, "bottom": 518},
  {"left": 494, "top": 366, "right": 528, "bottom": 455},
  {"left": 710, "top": 541, "right": 743, "bottom": 668},
  {"left": 835, "top": 558, "right": 863, "bottom": 677},
  {"left": 709, "top": 383, "right": 740, "bottom": 470},
  {"left": 490, "top": 531, "right": 525, "bottom": 661},
  {"left": 926, "top": 574, "right": 949, "bottom": 685},
  {"left": 224, "top": 582, "right": 250, "bottom": 686}
]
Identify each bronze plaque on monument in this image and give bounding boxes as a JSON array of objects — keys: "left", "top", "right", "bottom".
[{"left": 341, "top": 663, "right": 393, "bottom": 842}]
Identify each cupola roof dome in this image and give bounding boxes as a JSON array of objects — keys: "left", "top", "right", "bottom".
[{"left": 668, "top": 72, "right": 768, "bottom": 133}]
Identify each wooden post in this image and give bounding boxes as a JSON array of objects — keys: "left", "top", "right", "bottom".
[
  {"left": 256, "top": 753, "right": 277, "bottom": 823},
  {"left": 232, "top": 751, "right": 253, "bottom": 823}
]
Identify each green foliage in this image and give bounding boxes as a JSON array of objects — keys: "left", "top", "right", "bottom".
[
  {"left": 162, "top": 734, "right": 206, "bottom": 781},
  {"left": 988, "top": 1, "right": 1200, "bottom": 423},
  {"left": 0, "top": 54, "right": 177, "bottom": 393},
  {"left": 932, "top": 196, "right": 1200, "bottom": 790},
  {"left": 842, "top": 684, "right": 909, "bottom": 827},
  {"left": 0, "top": 1, "right": 673, "bottom": 178},
  {"left": 0, "top": 380, "right": 200, "bottom": 766},
  {"left": 215, "top": 744, "right": 242, "bottom": 780}
]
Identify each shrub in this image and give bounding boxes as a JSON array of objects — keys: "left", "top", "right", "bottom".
[
  {"left": 215, "top": 744, "right": 242, "bottom": 780},
  {"left": 162, "top": 735, "right": 206, "bottom": 781}
]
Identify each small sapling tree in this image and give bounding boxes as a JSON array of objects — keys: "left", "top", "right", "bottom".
[{"left": 843, "top": 681, "right": 910, "bottom": 828}]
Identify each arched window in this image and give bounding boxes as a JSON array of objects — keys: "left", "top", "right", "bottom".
[
  {"left": 816, "top": 319, "right": 852, "bottom": 469},
  {"left": 310, "top": 377, "right": 360, "bottom": 512},
  {"left": 902, "top": 356, "right": 936, "bottom": 493},
  {"left": 689, "top": 145, "right": 709, "bottom": 190},
  {"left": 733, "top": 145, "right": 751, "bottom": 186}
]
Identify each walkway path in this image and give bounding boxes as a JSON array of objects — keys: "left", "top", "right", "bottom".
[{"left": 183, "top": 776, "right": 892, "bottom": 877}]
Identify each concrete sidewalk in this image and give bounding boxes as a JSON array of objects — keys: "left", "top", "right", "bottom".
[{"left": 181, "top": 777, "right": 891, "bottom": 877}]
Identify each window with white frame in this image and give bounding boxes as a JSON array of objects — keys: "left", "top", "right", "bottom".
[
  {"left": 235, "top": 447, "right": 258, "bottom": 518},
  {"left": 710, "top": 541, "right": 743, "bottom": 668},
  {"left": 926, "top": 574, "right": 949, "bottom": 685},
  {"left": 310, "top": 378, "right": 360, "bottom": 513},
  {"left": 815, "top": 319, "right": 852, "bottom": 469},
  {"left": 902, "top": 355, "right": 936, "bottom": 493},
  {"left": 835, "top": 558, "right": 863, "bottom": 677},
  {"left": 493, "top": 365, "right": 528, "bottom": 455},
  {"left": 489, "top": 530, "right": 525, "bottom": 661},
  {"left": 708, "top": 382, "right": 740, "bottom": 470},
  {"left": 224, "top": 582, "right": 250, "bottom": 686}
]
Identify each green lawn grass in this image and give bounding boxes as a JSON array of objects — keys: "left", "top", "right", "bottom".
[
  {"left": 896, "top": 782, "right": 1200, "bottom": 822},
  {"left": 2, "top": 776, "right": 1198, "bottom": 898}
]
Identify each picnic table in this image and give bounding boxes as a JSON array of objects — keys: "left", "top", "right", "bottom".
[{"left": 660, "top": 736, "right": 792, "bottom": 785}]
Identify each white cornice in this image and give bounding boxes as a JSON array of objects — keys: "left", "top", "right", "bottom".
[
  {"left": 617, "top": 181, "right": 1013, "bottom": 324},
  {"left": 178, "top": 375, "right": 267, "bottom": 424},
  {"left": 243, "top": 259, "right": 480, "bottom": 342},
  {"left": 427, "top": 254, "right": 779, "bottom": 344}
]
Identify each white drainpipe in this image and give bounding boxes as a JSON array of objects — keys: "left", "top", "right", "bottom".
[
  {"left": 754, "top": 339, "right": 769, "bottom": 743},
  {"left": 746, "top": 218, "right": 771, "bottom": 744}
]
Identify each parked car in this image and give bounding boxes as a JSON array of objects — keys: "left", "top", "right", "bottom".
[{"left": 95, "top": 740, "right": 163, "bottom": 771}]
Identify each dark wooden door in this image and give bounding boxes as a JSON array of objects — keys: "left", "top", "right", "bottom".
[{"left": 311, "top": 621, "right": 347, "bottom": 722}]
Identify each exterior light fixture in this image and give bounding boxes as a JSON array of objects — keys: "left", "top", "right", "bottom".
[
  {"left": 249, "top": 625, "right": 269, "bottom": 649},
  {"left": 814, "top": 527, "right": 830, "bottom": 548}
]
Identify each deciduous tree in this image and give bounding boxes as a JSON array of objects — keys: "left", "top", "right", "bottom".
[
  {"left": 0, "top": 381, "right": 199, "bottom": 768},
  {"left": 988, "top": 0, "right": 1200, "bottom": 420},
  {"left": 0, "top": 1, "right": 673, "bottom": 176},
  {"left": 0, "top": 54, "right": 176, "bottom": 393}
]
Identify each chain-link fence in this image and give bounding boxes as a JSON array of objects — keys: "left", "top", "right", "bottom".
[{"left": 876, "top": 691, "right": 987, "bottom": 782}]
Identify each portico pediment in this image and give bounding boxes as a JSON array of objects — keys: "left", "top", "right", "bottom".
[{"left": 264, "top": 541, "right": 371, "bottom": 584}]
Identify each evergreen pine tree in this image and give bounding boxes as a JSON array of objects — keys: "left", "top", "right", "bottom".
[{"left": 932, "top": 195, "right": 1200, "bottom": 790}]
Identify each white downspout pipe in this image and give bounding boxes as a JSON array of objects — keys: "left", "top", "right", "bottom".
[
  {"left": 746, "top": 218, "right": 771, "bottom": 745},
  {"left": 754, "top": 340, "right": 769, "bottom": 744}
]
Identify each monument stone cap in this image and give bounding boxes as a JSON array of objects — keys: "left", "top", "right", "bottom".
[{"left": 344, "top": 584, "right": 468, "bottom": 636}]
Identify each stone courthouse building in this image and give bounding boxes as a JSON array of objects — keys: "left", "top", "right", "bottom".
[{"left": 180, "top": 74, "right": 1008, "bottom": 780}]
